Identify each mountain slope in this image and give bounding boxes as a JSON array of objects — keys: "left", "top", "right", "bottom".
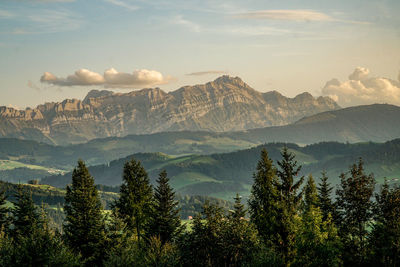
[
  {"left": 0, "top": 76, "right": 338, "bottom": 145},
  {"left": 41, "top": 139, "right": 400, "bottom": 200},
  {"left": 236, "top": 104, "right": 400, "bottom": 144}
]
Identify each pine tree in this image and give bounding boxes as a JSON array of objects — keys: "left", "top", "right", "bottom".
[
  {"left": 275, "top": 146, "right": 304, "bottom": 264},
  {"left": 369, "top": 181, "right": 400, "bottom": 266},
  {"left": 148, "top": 170, "right": 181, "bottom": 244},
  {"left": 304, "top": 175, "right": 319, "bottom": 211},
  {"left": 295, "top": 177, "right": 341, "bottom": 267},
  {"left": 276, "top": 146, "right": 304, "bottom": 211},
  {"left": 113, "top": 158, "right": 153, "bottom": 243},
  {"left": 226, "top": 194, "right": 259, "bottom": 266},
  {"left": 248, "top": 148, "right": 279, "bottom": 245},
  {"left": 230, "top": 193, "right": 246, "bottom": 220},
  {"left": 11, "top": 185, "right": 41, "bottom": 240},
  {"left": 64, "top": 160, "right": 105, "bottom": 265},
  {"left": 10, "top": 205, "right": 81, "bottom": 267},
  {"left": 335, "top": 158, "right": 375, "bottom": 266},
  {"left": 317, "top": 171, "right": 334, "bottom": 221},
  {"left": 0, "top": 189, "right": 9, "bottom": 231}
]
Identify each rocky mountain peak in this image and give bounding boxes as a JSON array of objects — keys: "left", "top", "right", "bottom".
[
  {"left": 83, "top": 89, "right": 114, "bottom": 103},
  {"left": 212, "top": 75, "right": 247, "bottom": 87},
  {"left": 294, "top": 92, "right": 313, "bottom": 100}
]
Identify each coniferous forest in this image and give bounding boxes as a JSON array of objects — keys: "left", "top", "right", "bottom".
[{"left": 0, "top": 147, "right": 399, "bottom": 267}]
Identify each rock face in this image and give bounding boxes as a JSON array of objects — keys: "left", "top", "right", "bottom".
[{"left": 0, "top": 76, "right": 339, "bottom": 145}]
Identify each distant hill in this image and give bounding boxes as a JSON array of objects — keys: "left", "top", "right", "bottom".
[
  {"left": 237, "top": 104, "right": 400, "bottom": 144},
  {"left": 0, "top": 181, "right": 234, "bottom": 222},
  {"left": 1, "top": 104, "right": 400, "bottom": 174},
  {"left": 0, "top": 76, "right": 338, "bottom": 145},
  {"left": 41, "top": 139, "right": 400, "bottom": 200}
]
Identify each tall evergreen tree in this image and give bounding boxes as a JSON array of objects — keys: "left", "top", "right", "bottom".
[
  {"left": 231, "top": 193, "right": 246, "bottom": 220},
  {"left": 275, "top": 146, "right": 304, "bottom": 264},
  {"left": 64, "top": 160, "right": 105, "bottom": 265},
  {"left": 248, "top": 148, "right": 279, "bottom": 246},
  {"left": 113, "top": 158, "right": 153, "bottom": 243},
  {"left": 304, "top": 175, "right": 319, "bottom": 211},
  {"left": 295, "top": 176, "right": 341, "bottom": 267},
  {"left": 11, "top": 185, "right": 41, "bottom": 240},
  {"left": 369, "top": 181, "right": 400, "bottom": 266},
  {"left": 148, "top": 170, "right": 181, "bottom": 244},
  {"left": 0, "top": 189, "right": 9, "bottom": 231},
  {"left": 317, "top": 171, "right": 334, "bottom": 221},
  {"left": 335, "top": 158, "right": 375, "bottom": 266}
]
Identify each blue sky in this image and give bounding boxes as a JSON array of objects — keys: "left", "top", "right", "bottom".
[{"left": 0, "top": 0, "right": 399, "bottom": 107}]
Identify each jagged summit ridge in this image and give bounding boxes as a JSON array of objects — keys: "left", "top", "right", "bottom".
[{"left": 0, "top": 76, "right": 340, "bottom": 145}]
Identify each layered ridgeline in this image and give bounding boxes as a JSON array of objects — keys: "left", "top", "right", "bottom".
[
  {"left": 41, "top": 139, "right": 400, "bottom": 200},
  {"left": 0, "top": 76, "right": 338, "bottom": 145},
  {"left": 0, "top": 103, "right": 400, "bottom": 172}
]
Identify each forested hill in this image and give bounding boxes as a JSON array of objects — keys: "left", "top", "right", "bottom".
[
  {"left": 41, "top": 139, "right": 400, "bottom": 199},
  {"left": 0, "top": 181, "right": 233, "bottom": 221}
]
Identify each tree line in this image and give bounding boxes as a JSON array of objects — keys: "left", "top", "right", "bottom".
[{"left": 0, "top": 147, "right": 399, "bottom": 266}]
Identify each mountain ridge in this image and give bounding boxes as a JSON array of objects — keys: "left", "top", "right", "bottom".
[{"left": 0, "top": 76, "right": 339, "bottom": 145}]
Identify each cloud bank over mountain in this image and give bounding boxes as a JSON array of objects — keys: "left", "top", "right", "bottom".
[
  {"left": 322, "top": 67, "right": 400, "bottom": 106},
  {"left": 40, "top": 68, "right": 171, "bottom": 88}
]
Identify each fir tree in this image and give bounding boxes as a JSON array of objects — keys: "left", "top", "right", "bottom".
[
  {"left": 9, "top": 206, "right": 80, "bottom": 267},
  {"left": 64, "top": 160, "right": 105, "bottom": 265},
  {"left": 295, "top": 177, "right": 341, "bottom": 267},
  {"left": 369, "top": 181, "right": 400, "bottom": 266},
  {"left": 148, "top": 170, "right": 181, "bottom": 244},
  {"left": 275, "top": 146, "right": 304, "bottom": 264},
  {"left": 11, "top": 185, "right": 41, "bottom": 240},
  {"left": 335, "top": 158, "right": 375, "bottom": 266},
  {"left": 248, "top": 148, "right": 279, "bottom": 245},
  {"left": 317, "top": 171, "right": 334, "bottom": 221},
  {"left": 0, "top": 189, "right": 9, "bottom": 231},
  {"left": 304, "top": 175, "right": 319, "bottom": 211},
  {"left": 230, "top": 193, "right": 246, "bottom": 220},
  {"left": 113, "top": 158, "right": 153, "bottom": 243}
]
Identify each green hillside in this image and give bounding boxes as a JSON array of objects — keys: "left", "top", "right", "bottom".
[{"left": 41, "top": 139, "right": 400, "bottom": 200}]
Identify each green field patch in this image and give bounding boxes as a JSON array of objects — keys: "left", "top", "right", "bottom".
[
  {"left": 0, "top": 160, "right": 66, "bottom": 175},
  {"left": 0, "top": 160, "right": 49, "bottom": 171},
  {"left": 287, "top": 149, "right": 317, "bottom": 165},
  {"left": 170, "top": 172, "right": 220, "bottom": 190}
]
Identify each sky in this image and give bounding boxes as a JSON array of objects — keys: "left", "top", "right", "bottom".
[{"left": 0, "top": 0, "right": 399, "bottom": 108}]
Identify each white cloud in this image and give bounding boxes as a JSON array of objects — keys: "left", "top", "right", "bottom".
[
  {"left": 235, "top": 10, "right": 334, "bottom": 22},
  {"left": 321, "top": 67, "right": 400, "bottom": 106},
  {"left": 41, "top": 68, "right": 171, "bottom": 88},
  {"left": 186, "top": 70, "right": 227, "bottom": 76},
  {"left": 104, "top": 0, "right": 139, "bottom": 11},
  {"left": 104, "top": 68, "right": 168, "bottom": 88},
  {"left": 348, "top": 67, "right": 369, "bottom": 80},
  {"left": 41, "top": 69, "right": 104, "bottom": 86}
]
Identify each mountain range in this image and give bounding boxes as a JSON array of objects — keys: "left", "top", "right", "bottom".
[
  {"left": 1, "top": 103, "right": 400, "bottom": 173},
  {"left": 0, "top": 76, "right": 338, "bottom": 145}
]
